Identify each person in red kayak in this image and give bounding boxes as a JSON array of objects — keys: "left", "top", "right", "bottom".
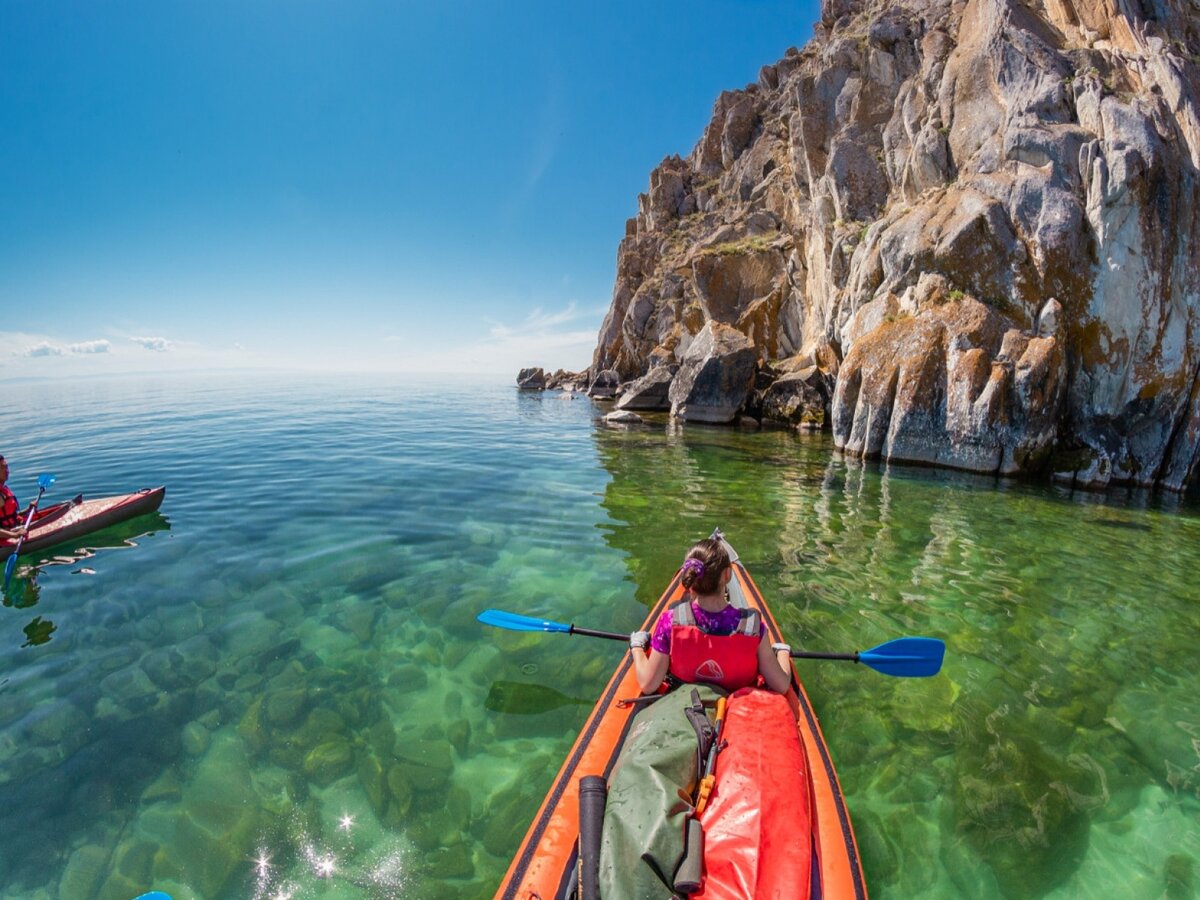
[
  {"left": 630, "top": 537, "right": 793, "bottom": 694},
  {"left": 0, "top": 455, "right": 28, "bottom": 540}
]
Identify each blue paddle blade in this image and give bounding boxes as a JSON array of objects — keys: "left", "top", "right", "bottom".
[
  {"left": 477, "top": 609, "right": 573, "bottom": 634},
  {"left": 37, "top": 473, "right": 56, "bottom": 490},
  {"left": 859, "top": 637, "right": 945, "bottom": 677},
  {"left": 133, "top": 893, "right": 174, "bottom": 900},
  {"left": 3, "top": 553, "right": 15, "bottom": 587}
]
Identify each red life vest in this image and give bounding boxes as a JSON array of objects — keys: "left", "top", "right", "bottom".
[
  {"left": 667, "top": 601, "right": 762, "bottom": 692},
  {"left": 0, "top": 486, "right": 19, "bottom": 529}
]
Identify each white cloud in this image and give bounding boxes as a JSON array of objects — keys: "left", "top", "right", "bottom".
[
  {"left": 69, "top": 340, "right": 111, "bottom": 354},
  {"left": 130, "top": 336, "right": 173, "bottom": 352},
  {"left": 25, "top": 341, "right": 65, "bottom": 357}
]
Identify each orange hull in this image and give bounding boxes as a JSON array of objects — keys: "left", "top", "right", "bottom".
[{"left": 494, "top": 533, "right": 867, "bottom": 899}]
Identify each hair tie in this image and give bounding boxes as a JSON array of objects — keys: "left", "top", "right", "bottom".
[{"left": 682, "top": 558, "right": 706, "bottom": 579}]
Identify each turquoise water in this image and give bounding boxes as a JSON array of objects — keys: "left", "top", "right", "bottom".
[{"left": 0, "top": 374, "right": 1197, "bottom": 899}]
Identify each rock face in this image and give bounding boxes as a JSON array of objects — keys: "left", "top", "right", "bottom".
[{"left": 591, "top": 0, "right": 1200, "bottom": 490}]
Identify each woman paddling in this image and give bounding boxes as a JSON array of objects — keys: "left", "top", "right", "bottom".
[
  {"left": 0, "top": 455, "right": 28, "bottom": 541},
  {"left": 629, "top": 537, "right": 793, "bottom": 694}
]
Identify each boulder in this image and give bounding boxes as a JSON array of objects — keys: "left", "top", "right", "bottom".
[
  {"left": 588, "top": 369, "right": 620, "bottom": 400},
  {"left": 668, "top": 322, "right": 758, "bottom": 424},
  {"left": 516, "top": 367, "right": 546, "bottom": 390},
  {"left": 545, "top": 368, "right": 589, "bottom": 391},
  {"left": 615, "top": 366, "right": 675, "bottom": 411},
  {"left": 761, "top": 367, "right": 832, "bottom": 429},
  {"left": 604, "top": 410, "right": 644, "bottom": 425}
]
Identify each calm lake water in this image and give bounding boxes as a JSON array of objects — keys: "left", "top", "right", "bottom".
[{"left": 0, "top": 374, "right": 1197, "bottom": 899}]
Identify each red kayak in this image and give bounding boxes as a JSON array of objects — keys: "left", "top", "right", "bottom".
[{"left": 1, "top": 487, "right": 166, "bottom": 556}]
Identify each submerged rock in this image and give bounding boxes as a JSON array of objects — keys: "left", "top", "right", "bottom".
[{"left": 604, "top": 409, "right": 644, "bottom": 425}]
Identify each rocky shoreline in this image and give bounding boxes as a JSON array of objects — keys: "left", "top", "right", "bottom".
[{"left": 527, "top": 0, "right": 1200, "bottom": 493}]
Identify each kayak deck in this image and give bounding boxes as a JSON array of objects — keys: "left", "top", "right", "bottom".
[
  {"left": 2, "top": 487, "right": 166, "bottom": 557},
  {"left": 494, "top": 531, "right": 866, "bottom": 899}
]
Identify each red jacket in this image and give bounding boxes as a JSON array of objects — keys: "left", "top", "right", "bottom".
[
  {"left": 667, "top": 601, "right": 762, "bottom": 692},
  {"left": 0, "top": 485, "right": 19, "bottom": 529}
]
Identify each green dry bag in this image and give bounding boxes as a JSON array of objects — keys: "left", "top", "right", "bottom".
[{"left": 598, "top": 685, "right": 724, "bottom": 898}]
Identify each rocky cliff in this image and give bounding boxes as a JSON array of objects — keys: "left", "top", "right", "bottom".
[{"left": 591, "top": 0, "right": 1200, "bottom": 491}]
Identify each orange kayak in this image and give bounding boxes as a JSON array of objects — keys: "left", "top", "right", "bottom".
[
  {"left": 494, "top": 530, "right": 867, "bottom": 899},
  {"left": 1, "top": 487, "right": 166, "bottom": 557}
]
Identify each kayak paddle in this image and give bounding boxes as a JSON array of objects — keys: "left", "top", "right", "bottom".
[
  {"left": 476, "top": 609, "right": 946, "bottom": 678},
  {"left": 4, "top": 473, "right": 55, "bottom": 589}
]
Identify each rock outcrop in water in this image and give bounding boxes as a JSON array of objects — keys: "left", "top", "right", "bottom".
[{"left": 589, "top": 0, "right": 1200, "bottom": 491}]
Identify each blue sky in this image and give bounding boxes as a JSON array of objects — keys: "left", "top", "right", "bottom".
[{"left": 1, "top": 1, "right": 818, "bottom": 377}]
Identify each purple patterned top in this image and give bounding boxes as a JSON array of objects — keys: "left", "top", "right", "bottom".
[{"left": 649, "top": 601, "right": 764, "bottom": 654}]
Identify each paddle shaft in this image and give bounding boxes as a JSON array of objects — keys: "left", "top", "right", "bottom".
[{"left": 4, "top": 483, "right": 49, "bottom": 585}]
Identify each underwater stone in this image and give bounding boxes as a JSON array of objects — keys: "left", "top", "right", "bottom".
[
  {"left": 113, "top": 838, "right": 157, "bottom": 883},
  {"left": 223, "top": 610, "right": 279, "bottom": 660},
  {"left": 167, "top": 811, "right": 242, "bottom": 897},
  {"left": 479, "top": 780, "right": 541, "bottom": 856},
  {"left": 368, "top": 718, "right": 397, "bottom": 758},
  {"left": 303, "top": 740, "right": 354, "bottom": 785},
  {"left": 393, "top": 738, "right": 454, "bottom": 774},
  {"left": 358, "top": 753, "right": 388, "bottom": 816},
  {"left": 268, "top": 745, "right": 304, "bottom": 770},
  {"left": 446, "top": 784, "right": 472, "bottom": 832},
  {"left": 142, "top": 649, "right": 189, "bottom": 691},
  {"left": 27, "top": 701, "right": 87, "bottom": 746},
  {"left": 344, "top": 601, "right": 378, "bottom": 642},
  {"left": 95, "top": 870, "right": 143, "bottom": 900},
  {"left": 236, "top": 696, "right": 268, "bottom": 754},
  {"left": 443, "top": 690, "right": 463, "bottom": 717},
  {"left": 250, "top": 767, "right": 299, "bottom": 819},
  {"left": 176, "top": 635, "right": 219, "bottom": 680},
  {"left": 181, "top": 721, "right": 210, "bottom": 756},
  {"left": 386, "top": 766, "right": 414, "bottom": 815},
  {"left": 849, "top": 807, "right": 898, "bottom": 887},
  {"left": 140, "top": 768, "right": 182, "bottom": 803},
  {"left": 97, "top": 645, "right": 139, "bottom": 674},
  {"left": 58, "top": 844, "right": 109, "bottom": 900},
  {"left": 265, "top": 688, "right": 308, "bottom": 726},
  {"left": 292, "top": 708, "right": 349, "bottom": 750},
  {"left": 99, "top": 665, "right": 159, "bottom": 714},
  {"left": 335, "top": 687, "right": 371, "bottom": 727},
  {"left": 233, "top": 673, "right": 263, "bottom": 692},
  {"left": 442, "top": 642, "right": 471, "bottom": 670},
  {"left": 425, "top": 843, "right": 475, "bottom": 880},
  {"left": 447, "top": 719, "right": 471, "bottom": 756},
  {"left": 407, "top": 809, "right": 459, "bottom": 852},
  {"left": 412, "top": 643, "right": 441, "bottom": 667},
  {"left": 268, "top": 659, "right": 307, "bottom": 690}
]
